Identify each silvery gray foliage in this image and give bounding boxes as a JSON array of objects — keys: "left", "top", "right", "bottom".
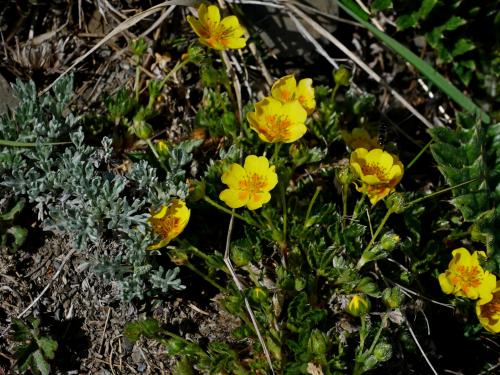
[{"left": 0, "top": 77, "right": 196, "bottom": 301}]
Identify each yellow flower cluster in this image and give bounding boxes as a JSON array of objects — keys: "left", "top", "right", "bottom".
[
  {"left": 247, "top": 75, "right": 316, "bottom": 143},
  {"left": 349, "top": 147, "right": 404, "bottom": 205},
  {"left": 438, "top": 248, "right": 499, "bottom": 333},
  {"left": 187, "top": 4, "right": 247, "bottom": 51}
]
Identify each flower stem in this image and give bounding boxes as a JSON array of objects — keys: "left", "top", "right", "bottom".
[
  {"left": 404, "top": 177, "right": 479, "bottom": 209},
  {"left": 352, "top": 194, "right": 366, "bottom": 221},
  {"left": 145, "top": 138, "right": 169, "bottom": 172},
  {"left": 342, "top": 183, "right": 349, "bottom": 228},
  {"left": 279, "top": 180, "right": 287, "bottom": 244},
  {"left": 185, "top": 262, "right": 226, "bottom": 292},
  {"left": 203, "top": 196, "right": 259, "bottom": 227},
  {"left": 406, "top": 140, "right": 432, "bottom": 170},
  {"left": 362, "top": 208, "right": 393, "bottom": 254},
  {"left": 271, "top": 142, "right": 282, "bottom": 164},
  {"left": 305, "top": 186, "right": 322, "bottom": 227}
]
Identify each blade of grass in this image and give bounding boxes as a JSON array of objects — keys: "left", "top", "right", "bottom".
[{"left": 338, "top": 0, "right": 490, "bottom": 124}]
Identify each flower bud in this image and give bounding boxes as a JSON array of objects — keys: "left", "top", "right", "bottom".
[
  {"left": 155, "top": 139, "right": 169, "bottom": 157},
  {"left": 382, "top": 287, "right": 405, "bottom": 309},
  {"left": 346, "top": 295, "right": 370, "bottom": 317},
  {"left": 131, "top": 119, "right": 152, "bottom": 140},
  {"left": 249, "top": 287, "right": 268, "bottom": 304},
  {"left": 188, "top": 179, "right": 206, "bottom": 202},
  {"left": 231, "top": 244, "right": 252, "bottom": 267},
  {"left": 373, "top": 342, "right": 392, "bottom": 362},
  {"left": 307, "top": 329, "right": 328, "bottom": 355},
  {"left": 337, "top": 165, "right": 354, "bottom": 186},
  {"left": 385, "top": 192, "right": 406, "bottom": 213},
  {"left": 168, "top": 248, "right": 189, "bottom": 265},
  {"left": 333, "top": 66, "right": 351, "bottom": 86},
  {"left": 380, "top": 232, "right": 400, "bottom": 251}
]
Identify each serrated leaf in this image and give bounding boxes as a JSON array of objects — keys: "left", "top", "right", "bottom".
[
  {"left": 11, "top": 319, "right": 31, "bottom": 341},
  {"left": 36, "top": 336, "right": 58, "bottom": 359},
  {"left": 444, "top": 16, "right": 467, "bottom": 31},
  {"left": 32, "top": 349, "right": 50, "bottom": 375}
]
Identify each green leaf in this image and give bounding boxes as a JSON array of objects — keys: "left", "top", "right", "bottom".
[
  {"left": 124, "top": 319, "right": 162, "bottom": 343},
  {"left": 7, "top": 225, "right": 28, "bottom": 249},
  {"left": 452, "top": 38, "right": 476, "bottom": 57},
  {"left": 443, "top": 16, "right": 467, "bottom": 31},
  {"left": 371, "top": 0, "right": 392, "bottom": 12},
  {"left": 0, "top": 199, "right": 25, "bottom": 221},
  {"left": 337, "top": 0, "right": 490, "bottom": 123},
  {"left": 32, "top": 349, "right": 50, "bottom": 375},
  {"left": 36, "top": 337, "right": 58, "bottom": 360},
  {"left": 11, "top": 319, "right": 32, "bottom": 341}
]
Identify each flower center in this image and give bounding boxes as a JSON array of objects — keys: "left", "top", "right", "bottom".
[
  {"left": 239, "top": 173, "right": 268, "bottom": 193},
  {"left": 451, "top": 265, "right": 482, "bottom": 292},
  {"left": 151, "top": 216, "right": 180, "bottom": 239},
  {"left": 362, "top": 163, "right": 386, "bottom": 180},
  {"left": 259, "top": 115, "right": 291, "bottom": 142}
]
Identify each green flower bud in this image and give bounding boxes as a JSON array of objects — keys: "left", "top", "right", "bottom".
[
  {"left": 333, "top": 66, "right": 351, "bottom": 86},
  {"left": 337, "top": 164, "right": 354, "bottom": 186},
  {"left": 168, "top": 248, "right": 189, "bottom": 265},
  {"left": 381, "top": 287, "right": 405, "bottom": 309},
  {"left": 131, "top": 119, "right": 152, "bottom": 140},
  {"left": 346, "top": 295, "right": 370, "bottom": 317},
  {"left": 363, "top": 355, "right": 378, "bottom": 371},
  {"left": 249, "top": 287, "right": 268, "bottom": 304},
  {"left": 373, "top": 342, "right": 392, "bottom": 362},
  {"left": 230, "top": 244, "right": 252, "bottom": 267},
  {"left": 188, "top": 179, "right": 205, "bottom": 202},
  {"left": 307, "top": 329, "right": 328, "bottom": 355},
  {"left": 385, "top": 192, "right": 406, "bottom": 213},
  {"left": 380, "top": 231, "right": 401, "bottom": 251}
]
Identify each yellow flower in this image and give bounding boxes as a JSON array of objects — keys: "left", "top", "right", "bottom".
[
  {"left": 346, "top": 295, "right": 370, "bottom": 317},
  {"left": 247, "top": 97, "right": 307, "bottom": 143},
  {"left": 148, "top": 199, "right": 190, "bottom": 250},
  {"left": 476, "top": 282, "right": 500, "bottom": 333},
  {"left": 187, "top": 4, "right": 247, "bottom": 50},
  {"left": 341, "top": 128, "right": 380, "bottom": 151},
  {"left": 438, "top": 248, "right": 497, "bottom": 300},
  {"left": 350, "top": 148, "right": 404, "bottom": 205},
  {"left": 271, "top": 74, "right": 316, "bottom": 114},
  {"left": 219, "top": 155, "right": 278, "bottom": 210}
]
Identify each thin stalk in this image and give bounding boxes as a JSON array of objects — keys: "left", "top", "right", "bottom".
[
  {"left": 271, "top": 142, "right": 282, "bottom": 164},
  {"left": 135, "top": 64, "right": 141, "bottom": 101},
  {"left": 342, "top": 182, "right": 348, "bottom": 228},
  {"left": 159, "top": 59, "right": 189, "bottom": 89},
  {"left": 366, "top": 314, "right": 387, "bottom": 355},
  {"left": 352, "top": 194, "right": 366, "bottom": 221},
  {"left": 145, "top": 138, "right": 169, "bottom": 172},
  {"left": 185, "top": 262, "right": 226, "bottom": 292},
  {"left": 363, "top": 208, "right": 393, "bottom": 254},
  {"left": 305, "top": 186, "right": 322, "bottom": 226},
  {"left": 406, "top": 140, "right": 432, "bottom": 170},
  {"left": 280, "top": 180, "right": 287, "bottom": 244},
  {"left": 405, "top": 177, "right": 479, "bottom": 209},
  {"left": 203, "top": 196, "right": 259, "bottom": 227}
]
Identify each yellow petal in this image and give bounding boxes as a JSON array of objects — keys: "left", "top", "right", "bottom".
[
  {"left": 296, "top": 78, "right": 316, "bottom": 114},
  {"left": 479, "top": 272, "right": 498, "bottom": 299},
  {"left": 202, "top": 5, "right": 220, "bottom": 30},
  {"left": 147, "top": 238, "right": 170, "bottom": 250},
  {"left": 366, "top": 148, "right": 384, "bottom": 163},
  {"left": 221, "top": 163, "right": 247, "bottom": 189},
  {"left": 281, "top": 101, "right": 307, "bottom": 124},
  {"left": 271, "top": 75, "right": 297, "bottom": 103},
  {"left": 361, "top": 175, "right": 381, "bottom": 184},
  {"left": 246, "top": 191, "right": 271, "bottom": 210},
  {"left": 219, "top": 16, "right": 245, "bottom": 38},
  {"left": 377, "top": 151, "right": 394, "bottom": 171},
  {"left": 222, "top": 37, "right": 247, "bottom": 49},
  {"left": 219, "top": 188, "right": 248, "bottom": 208},
  {"left": 151, "top": 205, "right": 168, "bottom": 219},
  {"left": 283, "top": 122, "right": 307, "bottom": 143},
  {"left": 187, "top": 16, "right": 209, "bottom": 38},
  {"left": 439, "top": 272, "right": 454, "bottom": 294},
  {"left": 244, "top": 155, "right": 270, "bottom": 175},
  {"left": 351, "top": 147, "right": 369, "bottom": 161}
]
